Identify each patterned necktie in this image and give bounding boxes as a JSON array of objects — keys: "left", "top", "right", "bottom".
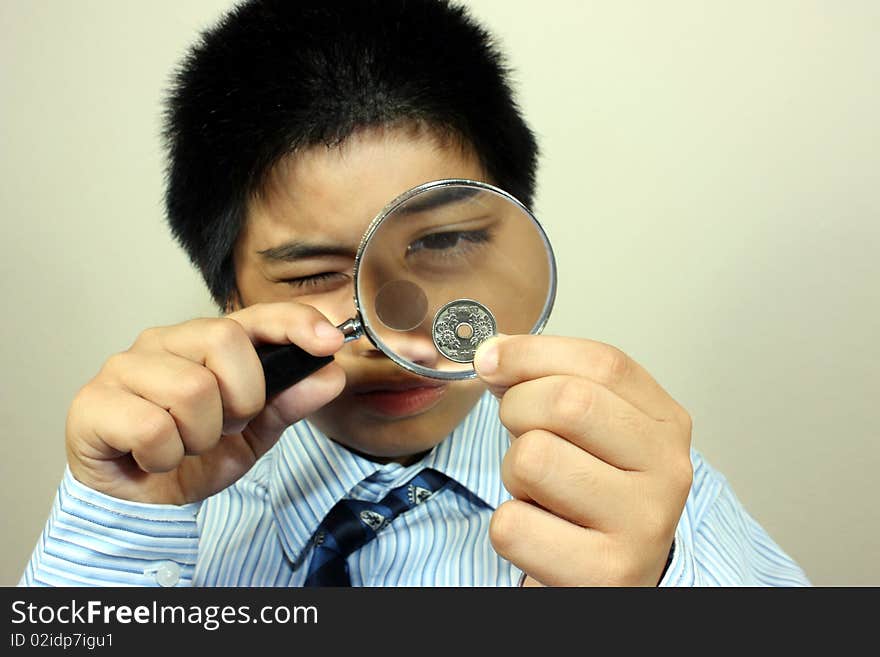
[{"left": 304, "top": 468, "right": 450, "bottom": 586}]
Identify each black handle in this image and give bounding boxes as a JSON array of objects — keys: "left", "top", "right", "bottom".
[{"left": 256, "top": 343, "right": 335, "bottom": 399}]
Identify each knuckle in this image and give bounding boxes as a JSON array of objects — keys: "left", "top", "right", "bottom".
[
  {"left": 677, "top": 406, "right": 694, "bottom": 436},
  {"left": 203, "top": 317, "right": 247, "bottom": 351},
  {"left": 296, "top": 302, "right": 324, "bottom": 322},
  {"left": 497, "top": 392, "right": 517, "bottom": 432},
  {"left": 68, "top": 382, "right": 95, "bottom": 412},
  {"left": 173, "top": 367, "right": 217, "bottom": 407},
  {"left": 132, "top": 326, "right": 162, "bottom": 348},
  {"left": 488, "top": 500, "right": 521, "bottom": 556},
  {"left": 564, "top": 463, "right": 597, "bottom": 501},
  {"left": 553, "top": 377, "right": 594, "bottom": 425},
  {"left": 100, "top": 352, "right": 130, "bottom": 378},
  {"left": 599, "top": 345, "right": 629, "bottom": 385},
  {"left": 508, "top": 430, "right": 552, "bottom": 488},
  {"left": 673, "top": 454, "right": 694, "bottom": 494},
  {"left": 66, "top": 384, "right": 98, "bottom": 434},
  {"left": 235, "top": 389, "right": 265, "bottom": 420},
  {"left": 133, "top": 409, "right": 178, "bottom": 450}
]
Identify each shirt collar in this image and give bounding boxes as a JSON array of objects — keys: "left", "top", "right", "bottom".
[{"left": 269, "top": 391, "right": 511, "bottom": 565}]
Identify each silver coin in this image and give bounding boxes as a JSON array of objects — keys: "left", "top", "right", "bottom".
[{"left": 432, "top": 299, "right": 497, "bottom": 363}]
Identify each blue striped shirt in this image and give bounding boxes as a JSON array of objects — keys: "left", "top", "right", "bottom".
[{"left": 20, "top": 392, "right": 810, "bottom": 586}]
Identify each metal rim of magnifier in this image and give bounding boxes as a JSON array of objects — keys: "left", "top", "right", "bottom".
[{"left": 349, "top": 178, "right": 558, "bottom": 381}]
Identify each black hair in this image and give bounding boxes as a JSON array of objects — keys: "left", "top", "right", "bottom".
[{"left": 163, "top": 0, "right": 539, "bottom": 308}]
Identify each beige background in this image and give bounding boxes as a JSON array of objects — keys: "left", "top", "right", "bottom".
[{"left": 1, "top": 0, "right": 877, "bottom": 586}]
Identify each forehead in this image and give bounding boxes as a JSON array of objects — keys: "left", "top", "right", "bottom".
[{"left": 241, "top": 128, "right": 487, "bottom": 251}]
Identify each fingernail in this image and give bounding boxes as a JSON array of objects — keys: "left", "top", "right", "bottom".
[
  {"left": 314, "top": 321, "right": 341, "bottom": 340},
  {"left": 474, "top": 338, "right": 499, "bottom": 376}
]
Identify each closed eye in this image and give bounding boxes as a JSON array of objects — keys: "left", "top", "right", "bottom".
[{"left": 280, "top": 271, "right": 351, "bottom": 291}]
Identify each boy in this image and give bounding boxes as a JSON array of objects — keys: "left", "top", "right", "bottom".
[{"left": 21, "top": 0, "right": 808, "bottom": 586}]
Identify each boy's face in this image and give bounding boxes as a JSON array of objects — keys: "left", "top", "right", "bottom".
[{"left": 233, "top": 127, "right": 488, "bottom": 462}]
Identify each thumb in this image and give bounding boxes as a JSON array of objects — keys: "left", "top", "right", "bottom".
[
  {"left": 242, "top": 362, "right": 346, "bottom": 457},
  {"left": 473, "top": 334, "right": 509, "bottom": 399}
]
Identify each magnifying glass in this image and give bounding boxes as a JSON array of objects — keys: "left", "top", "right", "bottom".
[{"left": 257, "top": 179, "right": 557, "bottom": 397}]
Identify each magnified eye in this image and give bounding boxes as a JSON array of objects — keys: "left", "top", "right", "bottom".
[
  {"left": 407, "top": 228, "right": 492, "bottom": 257},
  {"left": 354, "top": 181, "right": 557, "bottom": 381}
]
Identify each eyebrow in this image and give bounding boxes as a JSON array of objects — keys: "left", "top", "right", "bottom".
[
  {"left": 256, "top": 187, "right": 483, "bottom": 262},
  {"left": 394, "top": 185, "right": 482, "bottom": 215},
  {"left": 257, "top": 241, "right": 355, "bottom": 262}
]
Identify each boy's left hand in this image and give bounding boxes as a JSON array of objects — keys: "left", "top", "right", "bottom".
[{"left": 474, "top": 335, "right": 693, "bottom": 586}]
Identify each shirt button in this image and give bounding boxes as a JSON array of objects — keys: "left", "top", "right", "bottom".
[{"left": 154, "top": 561, "right": 181, "bottom": 587}]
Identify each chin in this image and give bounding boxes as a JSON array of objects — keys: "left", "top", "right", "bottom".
[{"left": 309, "top": 411, "right": 452, "bottom": 462}]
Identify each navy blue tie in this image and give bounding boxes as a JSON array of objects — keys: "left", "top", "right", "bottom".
[{"left": 304, "top": 468, "right": 449, "bottom": 586}]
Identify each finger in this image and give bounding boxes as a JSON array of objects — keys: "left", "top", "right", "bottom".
[
  {"left": 242, "top": 361, "right": 346, "bottom": 458},
  {"left": 100, "top": 351, "right": 223, "bottom": 454},
  {"left": 490, "top": 499, "right": 617, "bottom": 586},
  {"left": 226, "top": 302, "right": 345, "bottom": 356},
  {"left": 72, "top": 384, "right": 185, "bottom": 473},
  {"left": 475, "top": 334, "right": 681, "bottom": 422},
  {"left": 132, "top": 318, "right": 266, "bottom": 431},
  {"left": 501, "top": 429, "right": 630, "bottom": 530},
  {"left": 134, "top": 305, "right": 344, "bottom": 427},
  {"left": 499, "top": 375, "right": 669, "bottom": 470}
]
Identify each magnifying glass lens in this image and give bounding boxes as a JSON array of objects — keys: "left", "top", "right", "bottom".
[
  {"left": 257, "top": 181, "right": 556, "bottom": 396},
  {"left": 357, "top": 182, "right": 555, "bottom": 380}
]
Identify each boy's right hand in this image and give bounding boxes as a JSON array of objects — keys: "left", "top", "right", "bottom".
[{"left": 65, "top": 302, "right": 346, "bottom": 505}]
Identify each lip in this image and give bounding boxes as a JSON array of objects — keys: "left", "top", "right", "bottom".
[{"left": 352, "top": 379, "right": 448, "bottom": 418}]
